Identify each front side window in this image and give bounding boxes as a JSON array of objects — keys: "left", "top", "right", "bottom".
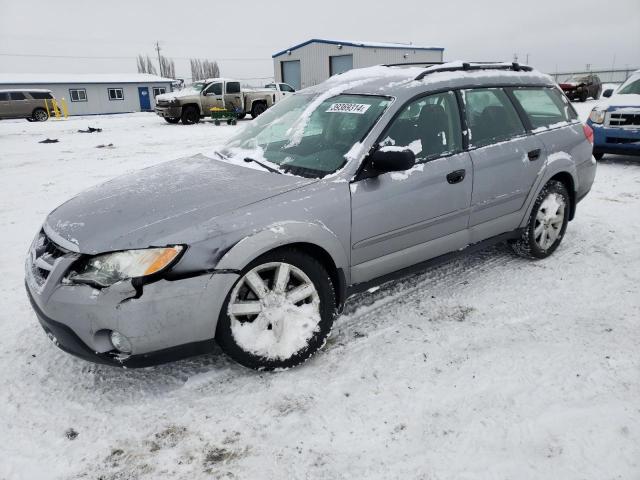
[
  {"left": 10, "top": 91, "right": 26, "bottom": 100},
  {"left": 512, "top": 88, "right": 574, "bottom": 129},
  {"left": 152, "top": 87, "right": 166, "bottom": 97},
  {"left": 226, "top": 82, "right": 241, "bottom": 94},
  {"left": 204, "top": 83, "right": 222, "bottom": 96},
  {"left": 108, "top": 88, "right": 123, "bottom": 101},
  {"left": 463, "top": 88, "right": 525, "bottom": 148},
  {"left": 69, "top": 88, "right": 87, "bottom": 102},
  {"left": 381, "top": 91, "right": 462, "bottom": 161},
  {"left": 280, "top": 83, "right": 295, "bottom": 92},
  {"left": 221, "top": 93, "right": 391, "bottom": 177}
]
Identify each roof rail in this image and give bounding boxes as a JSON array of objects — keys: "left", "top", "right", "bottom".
[
  {"left": 383, "top": 61, "right": 443, "bottom": 67},
  {"left": 414, "top": 62, "right": 533, "bottom": 81}
]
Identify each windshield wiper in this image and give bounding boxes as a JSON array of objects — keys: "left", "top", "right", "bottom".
[{"left": 243, "top": 157, "right": 282, "bottom": 174}]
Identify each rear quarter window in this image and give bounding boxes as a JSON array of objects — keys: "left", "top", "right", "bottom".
[
  {"left": 0, "top": 92, "right": 9, "bottom": 101},
  {"left": 28, "top": 91, "right": 53, "bottom": 100},
  {"left": 10, "top": 92, "right": 26, "bottom": 100},
  {"left": 512, "top": 88, "right": 577, "bottom": 129}
]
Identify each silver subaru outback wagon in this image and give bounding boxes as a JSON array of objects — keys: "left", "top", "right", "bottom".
[{"left": 25, "top": 62, "right": 597, "bottom": 370}]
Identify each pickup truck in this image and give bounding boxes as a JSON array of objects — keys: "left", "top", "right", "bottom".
[
  {"left": 155, "top": 78, "right": 278, "bottom": 124},
  {"left": 264, "top": 82, "right": 296, "bottom": 102}
]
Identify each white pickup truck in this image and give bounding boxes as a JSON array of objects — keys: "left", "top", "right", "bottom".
[
  {"left": 155, "top": 78, "right": 279, "bottom": 124},
  {"left": 264, "top": 82, "right": 296, "bottom": 102}
]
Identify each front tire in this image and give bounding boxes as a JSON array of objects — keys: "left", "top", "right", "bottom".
[
  {"left": 164, "top": 117, "right": 180, "bottom": 124},
  {"left": 510, "top": 180, "right": 570, "bottom": 259},
  {"left": 180, "top": 106, "right": 200, "bottom": 125},
  {"left": 216, "top": 249, "right": 336, "bottom": 371}
]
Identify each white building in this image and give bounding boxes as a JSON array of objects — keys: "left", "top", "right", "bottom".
[
  {"left": 0, "top": 73, "right": 174, "bottom": 116},
  {"left": 272, "top": 39, "right": 444, "bottom": 90}
]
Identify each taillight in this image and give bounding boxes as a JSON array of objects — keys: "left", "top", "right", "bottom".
[{"left": 583, "top": 124, "right": 594, "bottom": 145}]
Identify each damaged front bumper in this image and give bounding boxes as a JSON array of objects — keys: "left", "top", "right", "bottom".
[{"left": 25, "top": 231, "right": 239, "bottom": 367}]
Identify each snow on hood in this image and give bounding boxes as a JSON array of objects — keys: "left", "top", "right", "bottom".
[
  {"left": 601, "top": 93, "right": 640, "bottom": 109},
  {"left": 156, "top": 87, "right": 201, "bottom": 101},
  {"left": 45, "top": 154, "right": 315, "bottom": 254}
]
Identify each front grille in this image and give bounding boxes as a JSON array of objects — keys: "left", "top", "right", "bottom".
[
  {"left": 156, "top": 100, "right": 171, "bottom": 107},
  {"left": 607, "top": 112, "right": 640, "bottom": 128},
  {"left": 28, "top": 231, "right": 68, "bottom": 287}
]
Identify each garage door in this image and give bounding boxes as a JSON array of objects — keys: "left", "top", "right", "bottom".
[
  {"left": 330, "top": 55, "right": 353, "bottom": 76},
  {"left": 281, "top": 60, "right": 301, "bottom": 91}
]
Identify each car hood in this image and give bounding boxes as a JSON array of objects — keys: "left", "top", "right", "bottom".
[
  {"left": 559, "top": 82, "right": 579, "bottom": 89},
  {"left": 156, "top": 88, "right": 200, "bottom": 101},
  {"left": 44, "top": 154, "right": 315, "bottom": 254},
  {"left": 603, "top": 93, "right": 640, "bottom": 109}
]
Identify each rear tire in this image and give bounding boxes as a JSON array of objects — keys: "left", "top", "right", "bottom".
[
  {"left": 164, "top": 117, "right": 180, "bottom": 124},
  {"left": 236, "top": 113, "right": 246, "bottom": 120},
  {"left": 593, "top": 151, "right": 604, "bottom": 161},
  {"left": 180, "top": 106, "right": 200, "bottom": 125},
  {"left": 510, "top": 180, "right": 570, "bottom": 259},
  {"left": 32, "top": 108, "right": 49, "bottom": 122},
  {"left": 580, "top": 90, "right": 588, "bottom": 102},
  {"left": 216, "top": 249, "right": 336, "bottom": 371},
  {"left": 251, "top": 102, "right": 267, "bottom": 119}
]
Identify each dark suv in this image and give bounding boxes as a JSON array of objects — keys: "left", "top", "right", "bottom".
[{"left": 559, "top": 74, "right": 602, "bottom": 102}]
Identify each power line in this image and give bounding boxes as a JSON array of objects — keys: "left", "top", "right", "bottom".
[{"left": 0, "top": 52, "right": 271, "bottom": 61}]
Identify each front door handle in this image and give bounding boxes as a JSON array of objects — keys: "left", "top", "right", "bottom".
[
  {"left": 446, "top": 169, "right": 466, "bottom": 184},
  {"left": 528, "top": 149, "right": 541, "bottom": 161}
]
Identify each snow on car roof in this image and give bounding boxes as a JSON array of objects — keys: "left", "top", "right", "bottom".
[
  {"left": 301, "top": 62, "right": 554, "bottom": 98},
  {"left": 0, "top": 73, "right": 174, "bottom": 85},
  {"left": 272, "top": 38, "right": 444, "bottom": 57}
]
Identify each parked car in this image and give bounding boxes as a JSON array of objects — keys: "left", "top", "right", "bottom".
[
  {"left": 154, "top": 78, "right": 278, "bottom": 124},
  {"left": 26, "top": 62, "right": 596, "bottom": 370},
  {"left": 586, "top": 70, "right": 640, "bottom": 160},
  {"left": 559, "top": 74, "right": 602, "bottom": 102},
  {"left": 0, "top": 89, "right": 55, "bottom": 121},
  {"left": 265, "top": 82, "right": 296, "bottom": 102}
]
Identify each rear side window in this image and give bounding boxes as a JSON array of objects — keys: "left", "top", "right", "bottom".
[
  {"left": 28, "top": 91, "right": 53, "bottom": 99},
  {"left": 10, "top": 92, "right": 26, "bottom": 100},
  {"left": 226, "top": 82, "right": 241, "bottom": 94},
  {"left": 512, "top": 88, "right": 573, "bottom": 129},
  {"left": 382, "top": 90, "right": 462, "bottom": 161},
  {"left": 463, "top": 88, "right": 525, "bottom": 148}
]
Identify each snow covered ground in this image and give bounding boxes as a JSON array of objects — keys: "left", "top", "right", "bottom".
[{"left": 0, "top": 103, "right": 638, "bottom": 479}]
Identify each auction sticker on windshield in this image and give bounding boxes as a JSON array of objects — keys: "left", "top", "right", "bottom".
[{"left": 326, "top": 103, "right": 371, "bottom": 114}]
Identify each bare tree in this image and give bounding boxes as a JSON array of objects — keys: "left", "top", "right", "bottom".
[
  {"left": 190, "top": 59, "right": 221, "bottom": 81},
  {"left": 159, "top": 55, "right": 175, "bottom": 79},
  {"left": 137, "top": 54, "right": 158, "bottom": 75}
]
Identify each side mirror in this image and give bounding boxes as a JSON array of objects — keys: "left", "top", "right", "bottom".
[
  {"left": 370, "top": 147, "right": 416, "bottom": 173},
  {"left": 602, "top": 89, "right": 613, "bottom": 98}
]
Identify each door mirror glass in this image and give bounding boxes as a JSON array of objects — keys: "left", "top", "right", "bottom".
[
  {"left": 602, "top": 89, "right": 613, "bottom": 98},
  {"left": 370, "top": 147, "right": 415, "bottom": 173}
]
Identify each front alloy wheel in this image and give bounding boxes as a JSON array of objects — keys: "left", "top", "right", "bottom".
[{"left": 216, "top": 249, "right": 336, "bottom": 370}]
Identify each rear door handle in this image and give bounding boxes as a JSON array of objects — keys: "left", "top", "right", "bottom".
[
  {"left": 528, "top": 149, "right": 541, "bottom": 161},
  {"left": 446, "top": 169, "right": 466, "bottom": 184}
]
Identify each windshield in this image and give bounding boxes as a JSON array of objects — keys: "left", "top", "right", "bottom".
[
  {"left": 189, "top": 82, "right": 207, "bottom": 92},
  {"left": 618, "top": 78, "right": 640, "bottom": 95},
  {"left": 220, "top": 93, "right": 391, "bottom": 177}
]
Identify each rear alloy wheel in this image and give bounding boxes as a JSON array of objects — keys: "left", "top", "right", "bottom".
[
  {"left": 164, "top": 117, "right": 180, "bottom": 124},
  {"left": 180, "top": 106, "right": 200, "bottom": 125},
  {"left": 32, "top": 108, "right": 49, "bottom": 122},
  {"left": 510, "top": 180, "right": 570, "bottom": 259},
  {"left": 251, "top": 102, "right": 267, "bottom": 119},
  {"left": 216, "top": 249, "right": 336, "bottom": 370}
]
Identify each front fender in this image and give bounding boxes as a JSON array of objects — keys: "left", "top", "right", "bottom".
[{"left": 215, "top": 221, "right": 349, "bottom": 277}]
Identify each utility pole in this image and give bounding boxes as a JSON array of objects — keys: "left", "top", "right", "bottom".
[
  {"left": 513, "top": 53, "right": 518, "bottom": 63},
  {"left": 525, "top": 53, "right": 530, "bottom": 64},
  {"left": 155, "top": 41, "right": 162, "bottom": 76}
]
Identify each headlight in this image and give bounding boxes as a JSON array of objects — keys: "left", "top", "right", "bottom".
[
  {"left": 66, "top": 246, "right": 183, "bottom": 287},
  {"left": 589, "top": 109, "right": 606, "bottom": 124}
]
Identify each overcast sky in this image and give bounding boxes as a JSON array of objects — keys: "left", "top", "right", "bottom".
[{"left": 1, "top": 0, "right": 638, "bottom": 83}]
